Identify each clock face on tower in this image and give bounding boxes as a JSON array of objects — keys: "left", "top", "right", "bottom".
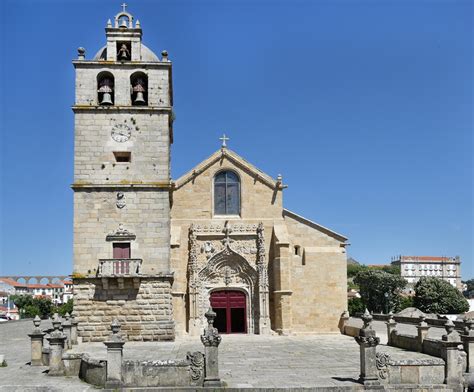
[{"left": 111, "top": 123, "right": 131, "bottom": 142}]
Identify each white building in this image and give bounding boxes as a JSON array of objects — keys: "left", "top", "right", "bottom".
[{"left": 391, "top": 255, "right": 462, "bottom": 292}]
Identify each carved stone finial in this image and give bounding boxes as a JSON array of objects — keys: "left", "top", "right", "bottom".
[
  {"left": 107, "top": 19, "right": 112, "bottom": 27},
  {"left": 464, "top": 318, "right": 474, "bottom": 336},
  {"left": 361, "top": 308, "right": 373, "bottom": 329},
  {"left": 33, "top": 315, "right": 41, "bottom": 328},
  {"left": 386, "top": 311, "right": 396, "bottom": 325},
  {"left": 201, "top": 308, "right": 221, "bottom": 347},
  {"left": 445, "top": 319, "right": 455, "bottom": 334},
  {"left": 442, "top": 319, "right": 460, "bottom": 343},
  {"left": 161, "top": 50, "right": 169, "bottom": 62},
  {"left": 135, "top": 19, "right": 141, "bottom": 28},
  {"left": 77, "top": 47, "right": 85, "bottom": 60},
  {"left": 108, "top": 319, "right": 123, "bottom": 342},
  {"left": 65, "top": 312, "right": 70, "bottom": 321},
  {"left": 418, "top": 314, "right": 427, "bottom": 327},
  {"left": 52, "top": 314, "right": 61, "bottom": 331}
]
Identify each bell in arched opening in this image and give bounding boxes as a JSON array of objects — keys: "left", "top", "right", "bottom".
[
  {"left": 132, "top": 78, "right": 147, "bottom": 105},
  {"left": 98, "top": 78, "right": 113, "bottom": 105}
]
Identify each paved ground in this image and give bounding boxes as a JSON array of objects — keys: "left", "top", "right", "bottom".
[{"left": 0, "top": 318, "right": 446, "bottom": 390}]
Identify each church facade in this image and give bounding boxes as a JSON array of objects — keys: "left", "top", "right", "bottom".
[{"left": 72, "top": 7, "right": 348, "bottom": 342}]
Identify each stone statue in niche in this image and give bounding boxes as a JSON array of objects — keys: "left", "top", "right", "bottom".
[
  {"left": 201, "top": 241, "right": 215, "bottom": 259},
  {"left": 116, "top": 192, "right": 126, "bottom": 209}
]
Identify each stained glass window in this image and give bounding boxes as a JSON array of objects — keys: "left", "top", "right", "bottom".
[{"left": 214, "top": 171, "right": 240, "bottom": 215}]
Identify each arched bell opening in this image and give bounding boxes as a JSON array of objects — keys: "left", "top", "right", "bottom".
[
  {"left": 97, "top": 71, "right": 115, "bottom": 106},
  {"left": 130, "top": 72, "right": 148, "bottom": 106}
]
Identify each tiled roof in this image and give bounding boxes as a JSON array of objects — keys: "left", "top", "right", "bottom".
[
  {"left": 0, "top": 278, "right": 28, "bottom": 287},
  {"left": 400, "top": 256, "right": 458, "bottom": 262}
]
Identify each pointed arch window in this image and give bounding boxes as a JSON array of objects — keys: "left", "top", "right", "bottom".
[{"left": 214, "top": 171, "right": 240, "bottom": 215}]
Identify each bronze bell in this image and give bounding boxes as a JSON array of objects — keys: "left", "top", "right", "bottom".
[
  {"left": 98, "top": 78, "right": 113, "bottom": 105},
  {"left": 133, "top": 78, "right": 146, "bottom": 104},
  {"left": 100, "top": 92, "right": 113, "bottom": 105}
]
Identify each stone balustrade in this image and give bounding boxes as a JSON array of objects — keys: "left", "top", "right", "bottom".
[{"left": 97, "top": 258, "right": 142, "bottom": 277}]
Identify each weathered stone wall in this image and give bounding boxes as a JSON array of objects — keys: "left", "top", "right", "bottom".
[
  {"left": 283, "top": 212, "right": 347, "bottom": 333},
  {"left": 73, "top": 189, "right": 170, "bottom": 274},
  {"left": 74, "top": 278, "right": 174, "bottom": 342}
]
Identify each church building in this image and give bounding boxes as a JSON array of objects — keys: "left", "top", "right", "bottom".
[{"left": 72, "top": 6, "right": 348, "bottom": 342}]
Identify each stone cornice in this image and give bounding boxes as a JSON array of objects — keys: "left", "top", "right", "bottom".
[
  {"left": 71, "top": 182, "right": 172, "bottom": 190},
  {"left": 72, "top": 105, "right": 172, "bottom": 113},
  {"left": 72, "top": 61, "right": 171, "bottom": 69}
]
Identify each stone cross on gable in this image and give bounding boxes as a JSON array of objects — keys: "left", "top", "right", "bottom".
[
  {"left": 219, "top": 134, "right": 229, "bottom": 148},
  {"left": 121, "top": 2, "right": 128, "bottom": 12}
]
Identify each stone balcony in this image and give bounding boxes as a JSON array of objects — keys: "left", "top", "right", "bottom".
[{"left": 97, "top": 259, "right": 142, "bottom": 289}]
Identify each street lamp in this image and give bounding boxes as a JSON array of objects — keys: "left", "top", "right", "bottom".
[{"left": 384, "top": 292, "right": 389, "bottom": 314}]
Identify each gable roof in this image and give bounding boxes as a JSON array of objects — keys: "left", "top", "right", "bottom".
[
  {"left": 174, "top": 148, "right": 284, "bottom": 191},
  {"left": 283, "top": 209, "right": 348, "bottom": 242}
]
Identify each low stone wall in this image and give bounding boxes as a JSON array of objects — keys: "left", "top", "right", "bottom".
[
  {"left": 423, "top": 338, "right": 443, "bottom": 359},
  {"left": 78, "top": 354, "right": 106, "bottom": 386},
  {"left": 74, "top": 276, "right": 175, "bottom": 342},
  {"left": 342, "top": 325, "right": 360, "bottom": 337},
  {"left": 391, "top": 332, "right": 418, "bottom": 352},
  {"left": 122, "top": 352, "right": 205, "bottom": 387}
]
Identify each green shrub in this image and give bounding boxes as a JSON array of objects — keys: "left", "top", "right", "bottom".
[
  {"left": 348, "top": 297, "right": 365, "bottom": 316},
  {"left": 414, "top": 277, "right": 469, "bottom": 314}
]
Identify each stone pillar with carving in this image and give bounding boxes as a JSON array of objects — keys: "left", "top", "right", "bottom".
[
  {"left": 188, "top": 224, "right": 201, "bottom": 336},
  {"left": 46, "top": 315, "right": 67, "bottom": 376},
  {"left": 355, "top": 309, "right": 380, "bottom": 386},
  {"left": 385, "top": 312, "right": 397, "bottom": 346},
  {"left": 201, "top": 308, "right": 223, "bottom": 387},
  {"left": 461, "top": 318, "right": 474, "bottom": 390},
  {"left": 70, "top": 314, "right": 78, "bottom": 345},
  {"left": 104, "top": 319, "right": 125, "bottom": 389},
  {"left": 62, "top": 313, "right": 72, "bottom": 349},
  {"left": 28, "top": 316, "right": 45, "bottom": 366},
  {"left": 441, "top": 319, "right": 465, "bottom": 390},
  {"left": 256, "top": 223, "right": 271, "bottom": 334},
  {"left": 339, "top": 310, "right": 350, "bottom": 334},
  {"left": 416, "top": 315, "right": 430, "bottom": 352}
]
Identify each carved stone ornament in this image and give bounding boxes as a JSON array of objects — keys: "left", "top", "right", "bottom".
[
  {"left": 186, "top": 351, "right": 205, "bottom": 382},
  {"left": 106, "top": 223, "right": 136, "bottom": 241},
  {"left": 200, "top": 308, "right": 222, "bottom": 347},
  {"left": 116, "top": 192, "right": 126, "bottom": 209},
  {"left": 201, "top": 241, "right": 215, "bottom": 259},
  {"left": 375, "top": 352, "right": 390, "bottom": 379}
]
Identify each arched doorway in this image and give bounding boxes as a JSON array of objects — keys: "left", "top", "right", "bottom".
[{"left": 210, "top": 290, "right": 247, "bottom": 334}]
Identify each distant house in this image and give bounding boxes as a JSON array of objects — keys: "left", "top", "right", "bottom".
[
  {"left": 391, "top": 255, "right": 462, "bottom": 291},
  {"left": 0, "top": 278, "right": 73, "bottom": 304}
]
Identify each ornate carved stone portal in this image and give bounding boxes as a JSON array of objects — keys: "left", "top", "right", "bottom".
[{"left": 188, "top": 222, "right": 271, "bottom": 335}]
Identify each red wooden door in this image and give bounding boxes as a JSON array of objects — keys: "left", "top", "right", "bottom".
[
  {"left": 113, "top": 243, "right": 130, "bottom": 258},
  {"left": 210, "top": 290, "right": 247, "bottom": 334}
]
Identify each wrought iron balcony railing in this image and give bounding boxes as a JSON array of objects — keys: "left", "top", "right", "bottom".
[{"left": 97, "top": 259, "right": 142, "bottom": 277}]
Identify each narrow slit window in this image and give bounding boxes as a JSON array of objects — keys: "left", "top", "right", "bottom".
[{"left": 114, "top": 152, "right": 131, "bottom": 162}]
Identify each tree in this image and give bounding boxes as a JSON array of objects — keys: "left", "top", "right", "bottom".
[
  {"left": 463, "top": 279, "right": 474, "bottom": 298},
  {"left": 414, "top": 277, "right": 469, "bottom": 314},
  {"left": 11, "top": 295, "right": 53, "bottom": 319},
  {"left": 53, "top": 299, "right": 73, "bottom": 317},
  {"left": 354, "top": 269, "right": 407, "bottom": 313},
  {"left": 348, "top": 297, "right": 365, "bottom": 316}
]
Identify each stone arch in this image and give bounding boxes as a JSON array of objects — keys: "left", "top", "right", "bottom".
[{"left": 39, "top": 277, "right": 49, "bottom": 285}]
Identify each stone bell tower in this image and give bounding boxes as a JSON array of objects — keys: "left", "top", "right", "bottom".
[{"left": 72, "top": 5, "right": 175, "bottom": 341}]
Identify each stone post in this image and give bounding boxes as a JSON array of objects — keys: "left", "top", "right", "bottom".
[
  {"left": 62, "top": 313, "right": 72, "bottom": 350},
  {"left": 70, "top": 315, "right": 78, "bottom": 345},
  {"left": 355, "top": 309, "right": 380, "bottom": 386},
  {"left": 201, "top": 308, "right": 223, "bottom": 387},
  {"left": 416, "top": 315, "right": 430, "bottom": 353},
  {"left": 104, "top": 319, "right": 125, "bottom": 389},
  {"left": 46, "top": 315, "right": 67, "bottom": 376},
  {"left": 339, "top": 310, "right": 350, "bottom": 334},
  {"left": 28, "top": 315, "right": 45, "bottom": 366},
  {"left": 385, "top": 312, "right": 397, "bottom": 346},
  {"left": 441, "top": 319, "right": 464, "bottom": 390},
  {"left": 461, "top": 318, "right": 474, "bottom": 390}
]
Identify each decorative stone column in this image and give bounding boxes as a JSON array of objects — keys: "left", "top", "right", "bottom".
[
  {"left": 46, "top": 315, "right": 67, "bottom": 376},
  {"left": 104, "top": 319, "right": 125, "bottom": 389},
  {"left": 201, "top": 308, "right": 223, "bottom": 387},
  {"left": 385, "top": 312, "right": 397, "bottom": 346},
  {"left": 28, "top": 316, "right": 45, "bottom": 366},
  {"left": 441, "top": 319, "right": 464, "bottom": 390},
  {"left": 256, "top": 223, "right": 271, "bottom": 334},
  {"left": 461, "top": 318, "right": 474, "bottom": 390},
  {"left": 62, "top": 313, "right": 72, "bottom": 349},
  {"left": 355, "top": 309, "right": 380, "bottom": 386},
  {"left": 416, "top": 315, "right": 430, "bottom": 352},
  {"left": 70, "top": 315, "right": 78, "bottom": 345}
]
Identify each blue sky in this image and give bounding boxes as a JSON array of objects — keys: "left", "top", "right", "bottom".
[{"left": 0, "top": 0, "right": 472, "bottom": 278}]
